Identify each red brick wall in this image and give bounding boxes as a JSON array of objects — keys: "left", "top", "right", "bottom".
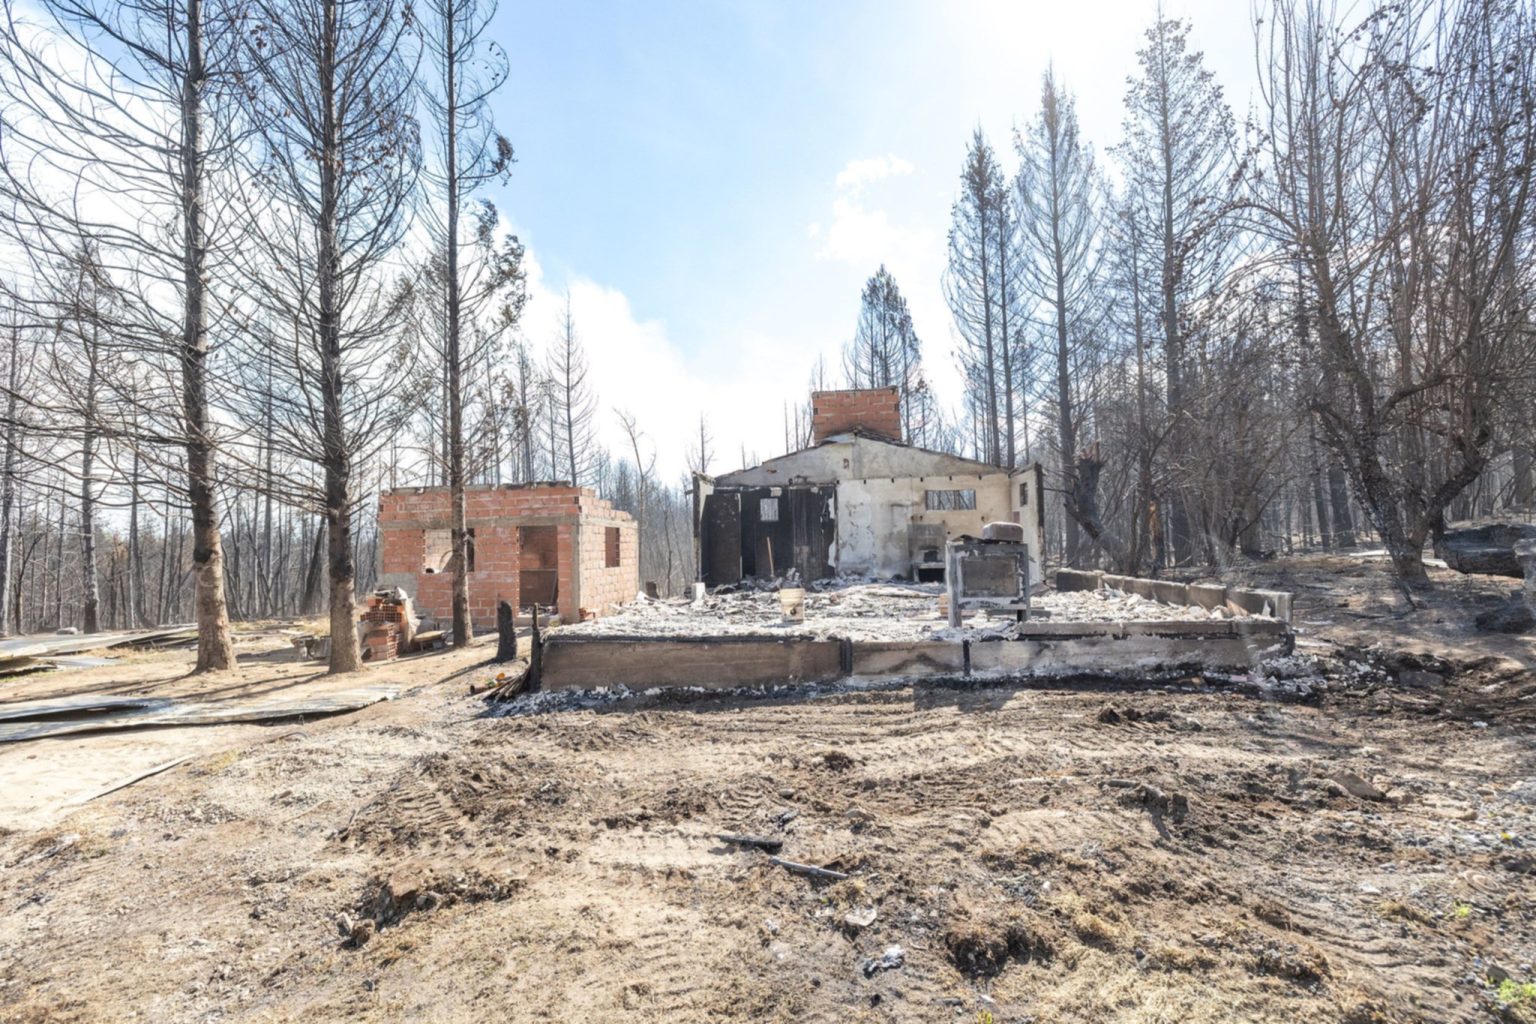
[
  {"left": 578, "top": 506, "right": 640, "bottom": 617},
  {"left": 377, "top": 484, "right": 638, "bottom": 628},
  {"left": 811, "top": 387, "right": 901, "bottom": 443}
]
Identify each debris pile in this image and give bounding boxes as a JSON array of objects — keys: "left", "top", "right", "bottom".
[{"left": 554, "top": 579, "right": 1267, "bottom": 644}]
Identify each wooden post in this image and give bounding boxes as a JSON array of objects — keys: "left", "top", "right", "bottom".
[
  {"left": 494, "top": 600, "right": 515, "bottom": 662},
  {"left": 528, "top": 603, "right": 543, "bottom": 692}
]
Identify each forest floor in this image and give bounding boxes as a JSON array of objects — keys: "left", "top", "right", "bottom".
[{"left": 1, "top": 554, "right": 1534, "bottom": 1023}]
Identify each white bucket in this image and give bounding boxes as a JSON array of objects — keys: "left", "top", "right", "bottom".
[{"left": 778, "top": 587, "right": 806, "bottom": 623}]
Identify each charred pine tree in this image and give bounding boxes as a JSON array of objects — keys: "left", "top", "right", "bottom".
[
  {"left": 1116, "top": 15, "right": 1237, "bottom": 567},
  {"left": 240, "top": 0, "right": 421, "bottom": 672},
  {"left": 1016, "top": 69, "right": 1106, "bottom": 565},
  {"left": 0, "top": 0, "right": 249, "bottom": 667},
  {"left": 945, "top": 130, "right": 1006, "bottom": 467},
  {"left": 419, "top": 0, "right": 526, "bottom": 646}
]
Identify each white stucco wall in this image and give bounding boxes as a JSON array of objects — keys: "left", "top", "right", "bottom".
[{"left": 835, "top": 473, "right": 1028, "bottom": 578}]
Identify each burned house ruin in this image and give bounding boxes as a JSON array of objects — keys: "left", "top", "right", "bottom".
[
  {"left": 377, "top": 483, "right": 638, "bottom": 627},
  {"left": 693, "top": 387, "right": 1044, "bottom": 586}
]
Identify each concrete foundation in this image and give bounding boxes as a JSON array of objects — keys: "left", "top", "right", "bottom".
[
  {"left": 537, "top": 619, "right": 1292, "bottom": 693},
  {"left": 1051, "top": 570, "right": 1295, "bottom": 624},
  {"left": 540, "top": 636, "right": 844, "bottom": 692}
]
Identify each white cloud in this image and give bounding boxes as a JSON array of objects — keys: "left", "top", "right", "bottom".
[
  {"left": 816, "top": 154, "right": 928, "bottom": 269},
  {"left": 833, "top": 154, "right": 914, "bottom": 192},
  {"left": 520, "top": 251, "right": 807, "bottom": 481},
  {"left": 811, "top": 156, "right": 963, "bottom": 413},
  {"left": 512, "top": 152, "right": 968, "bottom": 483}
]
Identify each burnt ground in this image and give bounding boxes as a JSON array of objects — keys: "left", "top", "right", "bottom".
[{"left": 1, "top": 555, "right": 1534, "bottom": 1023}]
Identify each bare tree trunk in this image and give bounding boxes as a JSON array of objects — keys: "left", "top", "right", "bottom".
[
  {"left": 300, "top": 517, "right": 326, "bottom": 616},
  {"left": 1053, "top": 230, "right": 1078, "bottom": 566},
  {"left": 1310, "top": 460, "right": 1331, "bottom": 551},
  {"left": 317, "top": 0, "right": 360, "bottom": 673},
  {"left": 979, "top": 197, "right": 999, "bottom": 466},
  {"left": 444, "top": 7, "right": 472, "bottom": 648},
  {"left": 260, "top": 345, "right": 276, "bottom": 617},
  {"left": 128, "top": 440, "right": 145, "bottom": 625},
  {"left": 181, "top": 0, "right": 236, "bottom": 669},
  {"left": 995, "top": 200, "right": 1016, "bottom": 469},
  {"left": 0, "top": 330, "right": 18, "bottom": 637},
  {"left": 1514, "top": 448, "right": 1535, "bottom": 508},
  {"left": 79, "top": 323, "right": 100, "bottom": 635}
]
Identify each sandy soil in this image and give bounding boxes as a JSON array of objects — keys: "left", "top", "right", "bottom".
[
  {"left": 1, "top": 557, "right": 1533, "bottom": 1023},
  {"left": 0, "top": 630, "right": 488, "bottom": 831}
]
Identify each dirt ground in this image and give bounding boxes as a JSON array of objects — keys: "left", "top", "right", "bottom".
[{"left": 1, "top": 555, "right": 1534, "bottom": 1023}]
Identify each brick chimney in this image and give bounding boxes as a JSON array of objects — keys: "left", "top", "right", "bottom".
[{"left": 810, "top": 387, "right": 902, "bottom": 444}]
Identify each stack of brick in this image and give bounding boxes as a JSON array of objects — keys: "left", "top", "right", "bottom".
[
  {"left": 363, "top": 623, "right": 399, "bottom": 661},
  {"left": 811, "top": 387, "right": 902, "bottom": 444},
  {"left": 360, "top": 590, "right": 415, "bottom": 660}
]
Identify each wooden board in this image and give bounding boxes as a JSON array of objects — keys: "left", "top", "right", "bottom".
[{"left": 540, "top": 636, "right": 843, "bottom": 691}]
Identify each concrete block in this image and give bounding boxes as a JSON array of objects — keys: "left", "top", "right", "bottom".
[
  {"left": 968, "top": 634, "right": 1281, "bottom": 677},
  {"left": 1015, "top": 621, "right": 1125, "bottom": 639},
  {"left": 1152, "top": 580, "right": 1189, "bottom": 606},
  {"left": 540, "top": 636, "right": 844, "bottom": 691},
  {"left": 982, "top": 521, "right": 1025, "bottom": 543},
  {"left": 850, "top": 641, "right": 965, "bottom": 678},
  {"left": 1121, "top": 620, "right": 1237, "bottom": 638},
  {"left": 1054, "top": 569, "right": 1103, "bottom": 592},
  {"left": 1226, "top": 588, "right": 1294, "bottom": 622},
  {"left": 1231, "top": 618, "right": 1291, "bottom": 638},
  {"left": 1124, "top": 577, "right": 1158, "bottom": 601},
  {"left": 1187, "top": 583, "right": 1228, "bottom": 611}
]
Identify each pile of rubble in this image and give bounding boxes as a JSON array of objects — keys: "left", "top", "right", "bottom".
[{"left": 554, "top": 579, "right": 1271, "bottom": 645}]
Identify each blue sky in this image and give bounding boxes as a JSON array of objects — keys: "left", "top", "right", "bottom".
[{"left": 485, "top": 0, "right": 1260, "bottom": 477}]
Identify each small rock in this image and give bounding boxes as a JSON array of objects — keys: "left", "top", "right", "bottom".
[
  {"left": 1120, "top": 782, "right": 1189, "bottom": 821},
  {"left": 844, "top": 906, "right": 877, "bottom": 931},
  {"left": 1328, "top": 771, "right": 1388, "bottom": 802},
  {"left": 860, "top": 945, "right": 905, "bottom": 978},
  {"left": 335, "top": 912, "right": 374, "bottom": 949}
]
